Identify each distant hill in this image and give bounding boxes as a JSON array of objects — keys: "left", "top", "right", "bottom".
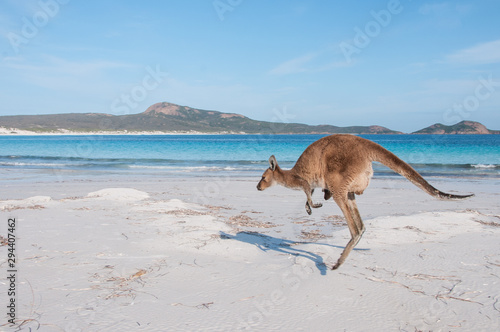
[
  {"left": 412, "top": 121, "right": 499, "bottom": 134},
  {"left": 0, "top": 102, "right": 400, "bottom": 134},
  {"left": 0, "top": 102, "right": 497, "bottom": 134}
]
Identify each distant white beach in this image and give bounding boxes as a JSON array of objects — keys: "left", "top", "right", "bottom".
[{"left": 0, "top": 127, "right": 243, "bottom": 136}]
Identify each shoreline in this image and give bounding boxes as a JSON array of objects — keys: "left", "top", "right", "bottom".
[
  {"left": 1, "top": 163, "right": 498, "bottom": 188},
  {"left": 1, "top": 175, "right": 499, "bottom": 330},
  {"left": 0, "top": 128, "right": 245, "bottom": 136},
  {"left": 1, "top": 127, "right": 498, "bottom": 136}
]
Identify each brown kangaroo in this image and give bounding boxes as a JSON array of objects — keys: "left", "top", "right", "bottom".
[{"left": 256, "top": 134, "right": 474, "bottom": 270}]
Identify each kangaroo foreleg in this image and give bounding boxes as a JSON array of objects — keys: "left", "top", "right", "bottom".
[
  {"left": 305, "top": 189, "right": 323, "bottom": 215},
  {"left": 309, "top": 189, "right": 323, "bottom": 208}
]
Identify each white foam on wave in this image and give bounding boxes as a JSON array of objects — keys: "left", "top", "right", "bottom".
[
  {"left": 472, "top": 164, "right": 498, "bottom": 169},
  {"left": 128, "top": 165, "right": 238, "bottom": 172},
  {"left": 0, "top": 162, "right": 67, "bottom": 167}
]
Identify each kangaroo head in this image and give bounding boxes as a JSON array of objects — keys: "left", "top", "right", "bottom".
[{"left": 257, "top": 155, "right": 279, "bottom": 191}]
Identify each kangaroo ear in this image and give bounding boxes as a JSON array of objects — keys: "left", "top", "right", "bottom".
[{"left": 269, "top": 155, "right": 277, "bottom": 171}]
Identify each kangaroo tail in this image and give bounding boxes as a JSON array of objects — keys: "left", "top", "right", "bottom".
[{"left": 370, "top": 142, "right": 474, "bottom": 200}]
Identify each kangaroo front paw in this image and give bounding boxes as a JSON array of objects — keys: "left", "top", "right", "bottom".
[
  {"left": 305, "top": 202, "right": 312, "bottom": 215},
  {"left": 306, "top": 201, "right": 322, "bottom": 214}
]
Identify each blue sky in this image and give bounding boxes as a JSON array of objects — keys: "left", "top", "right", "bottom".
[{"left": 1, "top": 0, "right": 499, "bottom": 132}]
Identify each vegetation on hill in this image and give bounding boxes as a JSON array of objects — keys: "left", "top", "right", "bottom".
[
  {"left": 412, "top": 121, "right": 497, "bottom": 134},
  {"left": 0, "top": 103, "right": 497, "bottom": 134},
  {"left": 0, "top": 102, "right": 400, "bottom": 134}
]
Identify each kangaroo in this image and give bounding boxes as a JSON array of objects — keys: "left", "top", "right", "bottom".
[{"left": 256, "top": 134, "right": 474, "bottom": 270}]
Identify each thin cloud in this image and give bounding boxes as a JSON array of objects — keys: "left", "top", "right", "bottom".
[
  {"left": 269, "top": 52, "right": 351, "bottom": 76},
  {"left": 1, "top": 55, "right": 136, "bottom": 97},
  {"left": 419, "top": 2, "right": 451, "bottom": 15},
  {"left": 418, "top": 2, "right": 471, "bottom": 29},
  {"left": 269, "top": 53, "right": 318, "bottom": 75},
  {"left": 3, "top": 55, "right": 134, "bottom": 76},
  {"left": 446, "top": 39, "right": 500, "bottom": 65}
]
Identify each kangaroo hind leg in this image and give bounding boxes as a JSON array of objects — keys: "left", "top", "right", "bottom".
[
  {"left": 347, "top": 192, "right": 365, "bottom": 236},
  {"left": 331, "top": 192, "right": 365, "bottom": 270}
]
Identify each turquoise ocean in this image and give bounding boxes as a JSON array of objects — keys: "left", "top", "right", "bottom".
[{"left": 0, "top": 135, "right": 499, "bottom": 180}]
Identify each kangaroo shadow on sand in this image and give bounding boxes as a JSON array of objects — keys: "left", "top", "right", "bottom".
[{"left": 220, "top": 231, "right": 369, "bottom": 276}]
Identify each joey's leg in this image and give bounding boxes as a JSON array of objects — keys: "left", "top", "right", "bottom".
[
  {"left": 323, "top": 189, "right": 332, "bottom": 200},
  {"left": 331, "top": 193, "right": 364, "bottom": 270}
]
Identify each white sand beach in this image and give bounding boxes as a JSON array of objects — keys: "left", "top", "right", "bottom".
[
  {"left": 1, "top": 175, "right": 499, "bottom": 331},
  {"left": 0, "top": 127, "right": 240, "bottom": 136}
]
